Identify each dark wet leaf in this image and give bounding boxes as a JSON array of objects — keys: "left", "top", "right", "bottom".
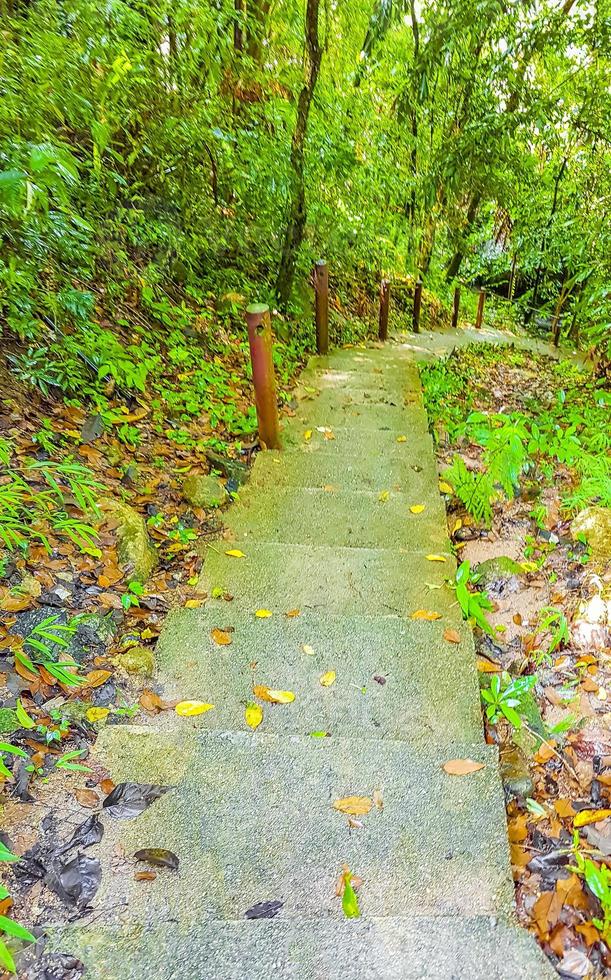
[
  {"left": 244, "top": 899, "right": 283, "bottom": 919},
  {"left": 102, "top": 782, "right": 170, "bottom": 818},
  {"left": 133, "top": 848, "right": 179, "bottom": 870},
  {"left": 80, "top": 413, "right": 105, "bottom": 444},
  {"left": 57, "top": 816, "right": 103, "bottom": 856},
  {"left": 53, "top": 852, "right": 101, "bottom": 906},
  {"left": 373, "top": 675, "right": 386, "bottom": 685}
]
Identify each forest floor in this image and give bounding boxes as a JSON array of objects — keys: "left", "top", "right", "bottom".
[{"left": 0, "top": 305, "right": 609, "bottom": 978}]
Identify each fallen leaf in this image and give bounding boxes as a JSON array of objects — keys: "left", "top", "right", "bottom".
[
  {"left": 302, "top": 644, "right": 315, "bottom": 656},
  {"left": 410, "top": 504, "right": 425, "bottom": 514},
  {"left": 245, "top": 702, "right": 263, "bottom": 730},
  {"left": 253, "top": 685, "right": 295, "bottom": 704},
  {"left": 573, "top": 808, "right": 611, "bottom": 828},
  {"left": 134, "top": 870, "right": 157, "bottom": 882},
  {"left": 139, "top": 690, "right": 166, "bottom": 714},
  {"left": 442, "top": 759, "right": 485, "bottom": 776},
  {"left": 426, "top": 554, "right": 446, "bottom": 562},
  {"left": 74, "top": 788, "right": 100, "bottom": 809},
  {"left": 245, "top": 900, "right": 283, "bottom": 919},
  {"left": 477, "top": 658, "right": 502, "bottom": 672},
  {"left": 100, "top": 778, "right": 115, "bottom": 795},
  {"left": 310, "top": 731, "right": 329, "bottom": 738},
  {"left": 333, "top": 796, "right": 372, "bottom": 816},
  {"left": 0, "top": 595, "right": 34, "bottom": 612},
  {"left": 373, "top": 789, "right": 384, "bottom": 810},
  {"left": 184, "top": 599, "right": 204, "bottom": 608},
  {"left": 83, "top": 670, "right": 112, "bottom": 688},
  {"left": 285, "top": 609, "right": 301, "bottom": 618},
  {"left": 134, "top": 848, "right": 179, "bottom": 870},
  {"left": 174, "top": 701, "right": 215, "bottom": 717},
  {"left": 320, "top": 670, "right": 336, "bottom": 687},
  {"left": 341, "top": 870, "right": 360, "bottom": 918},
  {"left": 443, "top": 628, "right": 460, "bottom": 644},
  {"left": 225, "top": 549, "right": 246, "bottom": 558},
  {"left": 411, "top": 610, "right": 442, "bottom": 621},
  {"left": 211, "top": 627, "right": 232, "bottom": 646},
  {"left": 86, "top": 707, "right": 110, "bottom": 723},
  {"left": 513, "top": 613, "right": 523, "bottom": 626},
  {"left": 255, "top": 609, "right": 272, "bottom": 618},
  {"left": 304, "top": 430, "right": 312, "bottom": 441},
  {"left": 554, "top": 799, "right": 576, "bottom": 818},
  {"left": 438, "top": 481, "right": 453, "bottom": 494},
  {"left": 396, "top": 435, "right": 407, "bottom": 443},
  {"left": 378, "top": 490, "right": 390, "bottom": 502},
  {"left": 534, "top": 742, "right": 557, "bottom": 764}
]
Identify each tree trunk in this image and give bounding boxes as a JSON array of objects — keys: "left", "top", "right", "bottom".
[
  {"left": 246, "top": 0, "right": 271, "bottom": 62},
  {"left": 275, "top": 0, "right": 323, "bottom": 307},
  {"left": 527, "top": 156, "right": 568, "bottom": 319},
  {"left": 445, "top": 191, "right": 481, "bottom": 281}
]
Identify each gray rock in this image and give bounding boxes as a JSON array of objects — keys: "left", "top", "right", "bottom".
[
  {"left": 475, "top": 556, "right": 522, "bottom": 590},
  {"left": 113, "top": 645, "right": 155, "bottom": 677}
]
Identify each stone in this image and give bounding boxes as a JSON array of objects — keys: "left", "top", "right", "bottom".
[
  {"left": 102, "top": 500, "right": 158, "bottom": 583},
  {"left": 114, "top": 645, "right": 155, "bottom": 677},
  {"left": 182, "top": 474, "right": 224, "bottom": 509},
  {"left": 0, "top": 708, "right": 19, "bottom": 734},
  {"left": 571, "top": 506, "right": 611, "bottom": 560},
  {"left": 475, "top": 556, "right": 522, "bottom": 589},
  {"left": 499, "top": 744, "right": 534, "bottom": 799}
]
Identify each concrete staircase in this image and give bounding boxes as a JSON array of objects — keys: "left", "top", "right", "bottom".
[{"left": 52, "top": 343, "right": 554, "bottom": 978}]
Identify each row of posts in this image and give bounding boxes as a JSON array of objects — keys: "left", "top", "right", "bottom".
[{"left": 244, "top": 261, "right": 488, "bottom": 451}]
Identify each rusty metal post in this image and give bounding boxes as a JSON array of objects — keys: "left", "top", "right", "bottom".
[
  {"left": 412, "top": 279, "right": 423, "bottom": 334},
  {"left": 451, "top": 286, "right": 460, "bottom": 329},
  {"left": 246, "top": 303, "right": 281, "bottom": 450},
  {"left": 378, "top": 278, "right": 390, "bottom": 341},
  {"left": 313, "top": 260, "right": 329, "bottom": 355},
  {"left": 475, "top": 288, "right": 486, "bottom": 330}
]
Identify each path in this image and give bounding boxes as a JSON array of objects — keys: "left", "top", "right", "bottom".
[{"left": 55, "top": 338, "right": 555, "bottom": 978}]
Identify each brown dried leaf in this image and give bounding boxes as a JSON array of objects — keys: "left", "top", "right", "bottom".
[
  {"left": 442, "top": 759, "right": 485, "bottom": 776},
  {"left": 443, "top": 628, "right": 460, "bottom": 644},
  {"left": 211, "top": 627, "right": 232, "bottom": 646}
]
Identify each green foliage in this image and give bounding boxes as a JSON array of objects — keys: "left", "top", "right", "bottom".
[
  {"left": 571, "top": 833, "right": 611, "bottom": 945},
  {"left": 0, "top": 443, "right": 102, "bottom": 559},
  {"left": 454, "top": 560, "right": 495, "bottom": 636},
  {"left": 481, "top": 672, "right": 537, "bottom": 729}
]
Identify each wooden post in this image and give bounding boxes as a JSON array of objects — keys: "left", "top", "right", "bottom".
[
  {"left": 412, "top": 279, "right": 423, "bottom": 334},
  {"left": 475, "top": 289, "right": 486, "bottom": 330},
  {"left": 314, "top": 260, "right": 329, "bottom": 355},
  {"left": 246, "top": 303, "right": 281, "bottom": 450},
  {"left": 378, "top": 278, "right": 390, "bottom": 341},
  {"left": 451, "top": 286, "right": 460, "bottom": 329},
  {"left": 508, "top": 253, "right": 517, "bottom": 301}
]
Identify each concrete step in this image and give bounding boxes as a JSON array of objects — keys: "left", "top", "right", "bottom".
[
  {"left": 296, "top": 363, "right": 421, "bottom": 396},
  {"left": 249, "top": 448, "right": 439, "bottom": 493},
  {"left": 283, "top": 399, "right": 427, "bottom": 433},
  {"left": 69, "top": 728, "right": 514, "bottom": 928},
  {"left": 278, "top": 422, "right": 436, "bottom": 461},
  {"left": 51, "top": 916, "right": 556, "bottom": 980},
  {"left": 225, "top": 486, "right": 449, "bottom": 550},
  {"left": 152, "top": 609, "right": 482, "bottom": 742},
  {"left": 199, "top": 542, "right": 460, "bottom": 620}
]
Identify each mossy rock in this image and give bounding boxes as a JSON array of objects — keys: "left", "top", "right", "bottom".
[
  {"left": 0, "top": 708, "right": 19, "bottom": 734},
  {"left": 475, "top": 556, "right": 522, "bottom": 588},
  {"left": 571, "top": 506, "right": 611, "bottom": 560},
  {"left": 102, "top": 499, "right": 158, "bottom": 583},
  {"left": 182, "top": 475, "right": 224, "bottom": 509},
  {"left": 113, "top": 645, "right": 155, "bottom": 677}
]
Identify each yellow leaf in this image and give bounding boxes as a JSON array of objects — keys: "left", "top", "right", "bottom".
[
  {"left": 396, "top": 435, "right": 407, "bottom": 443},
  {"left": 426, "top": 554, "right": 446, "bottom": 562},
  {"left": 411, "top": 609, "right": 442, "bottom": 621},
  {"left": 378, "top": 490, "right": 390, "bottom": 502},
  {"left": 175, "top": 701, "right": 215, "bottom": 717},
  {"left": 573, "top": 808, "right": 611, "bottom": 828},
  {"left": 320, "top": 670, "right": 336, "bottom": 687},
  {"left": 304, "top": 430, "right": 313, "bottom": 441},
  {"left": 245, "top": 701, "right": 263, "bottom": 730},
  {"left": 410, "top": 504, "right": 425, "bottom": 514},
  {"left": 443, "top": 628, "right": 461, "bottom": 644},
  {"left": 333, "top": 796, "right": 372, "bottom": 816},
  {"left": 443, "top": 758, "right": 485, "bottom": 776},
  {"left": 86, "top": 707, "right": 110, "bottom": 723},
  {"left": 253, "top": 684, "right": 295, "bottom": 704},
  {"left": 302, "top": 644, "right": 315, "bottom": 656},
  {"left": 185, "top": 599, "right": 204, "bottom": 608},
  {"left": 225, "top": 549, "right": 246, "bottom": 558},
  {"left": 477, "top": 659, "right": 502, "bottom": 673},
  {"left": 211, "top": 627, "right": 232, "bottom": 645},
  {"left": 452, "top": 518, "right": 463, "bottom": 534},
  {"left": 438, "top": 481, "right": 453, "bottom": 494},
  {"left": 255, "top": 609, "right": 273, "bottom": 618}
]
